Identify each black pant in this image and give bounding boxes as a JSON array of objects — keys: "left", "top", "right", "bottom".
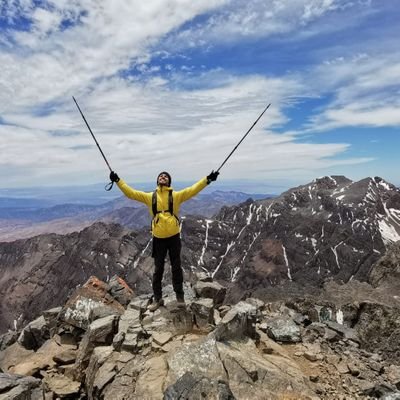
[{"left": 152, "top": 233, "right": 183, "bottom": 300}]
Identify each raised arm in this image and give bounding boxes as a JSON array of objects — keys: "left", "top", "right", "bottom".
[
  {"left": 110, "top": 171, "right": 151, "bottom": 205},
  {"left": 175, "top": 171, "right": 219, "bottom": 203}
]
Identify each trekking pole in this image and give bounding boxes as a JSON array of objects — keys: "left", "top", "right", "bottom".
[
  {"left": 216, "top": 103, "right": 271, "bottom": 173},
  {"left": 72, "top": 96, "right": 115, "bottom": 191}
]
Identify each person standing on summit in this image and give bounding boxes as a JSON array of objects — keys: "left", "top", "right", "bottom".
[{"left": 109, "top": 170, "right": 219, "bottom": 311}]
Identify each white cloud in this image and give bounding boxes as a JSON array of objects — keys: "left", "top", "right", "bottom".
[
  {"left": 0, "top": 0, "right": 396, "bottom": 189},
  {"left": 303, "top": 55, "right": 400, "bottom": 131},
  {"left": 162, "top": 0, "right": 346, "bottom": 49},
  {"left": 0, "top": 72, "right": 371, "bottom": 187}
]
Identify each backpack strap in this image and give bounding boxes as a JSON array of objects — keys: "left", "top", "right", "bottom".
[
  {"left": 168, "top": 190, "right": 173, "bottom": 215},
  {"left": 152, "top": 190, "right": 158, "bottom": 217},
  {"left": 151, "top": 190, "right": 179, "bottom": 222}
]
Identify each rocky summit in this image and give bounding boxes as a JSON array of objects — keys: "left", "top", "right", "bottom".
[
  {"left": 0, "top": 174, "right": 400, "bottom": 398},
  {"left": 2, "top": 273, "right": 400, "bottom": 399},
  {"left": 1, "top": 175, "right": 400, "bottom": 335}
]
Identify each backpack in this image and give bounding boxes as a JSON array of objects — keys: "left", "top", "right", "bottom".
[{"left": 151, "top": 190, "right": 179, "bottom": 224}]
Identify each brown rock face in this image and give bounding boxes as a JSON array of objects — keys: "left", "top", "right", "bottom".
[{"left": 59, "top": 276, "right": 125, "bottom": 330}]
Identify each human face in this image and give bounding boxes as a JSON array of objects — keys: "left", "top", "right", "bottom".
[{"left": 158, "top": 173, "right": 169, "bottom": 186}]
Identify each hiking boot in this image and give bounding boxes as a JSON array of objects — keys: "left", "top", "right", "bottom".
[
  {"left": 147, "top": 298, "right": 164, "bottom": 312},
  {"left": 176, "top": 294, "right": 185, "bottom": 308}
]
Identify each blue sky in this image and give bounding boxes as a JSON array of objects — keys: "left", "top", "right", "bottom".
[{"left": 0, "top": 0, "right": 399, "bottom": 194}]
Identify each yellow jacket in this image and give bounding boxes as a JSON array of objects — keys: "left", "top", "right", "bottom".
[{"left": 117, "top": 177, "right": 208, "bottom": 238}]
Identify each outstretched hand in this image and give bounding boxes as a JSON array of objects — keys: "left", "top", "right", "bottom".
[
  {"left": 207, "top": 170, "right": 219, "bottom": 184},
  {"left": 109, "top": 171, "right": 120, "bottom": 183}
]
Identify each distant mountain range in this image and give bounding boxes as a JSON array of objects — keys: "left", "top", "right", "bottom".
[
  {"left": 0, "top": 190, "right": 270, "bottom": 241},
  {"left": 1, "top": 175, "right": 399, "bottom": 333}
]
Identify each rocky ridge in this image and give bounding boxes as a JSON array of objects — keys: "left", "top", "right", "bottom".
[
  {"left": 1, "top": 175, "right": 400, "bottom": 334},
  {"left": 2, "top": 274, "right": 400, "bottom": 399}
]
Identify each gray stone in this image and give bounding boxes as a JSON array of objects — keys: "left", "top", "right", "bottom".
[
  {"left": 171, "top": 308, "right": 194, "bottom": 335},
  {"left": 216, "top": 339, "right": 314, "bottom": 399},
  {"left": 134, "top": 356, "right": 168, "bottom": 399},
  {"left": 362, "top": 383, "right": 398, "bottom": 398},
  {"left": 191, "top": 298, "right": 214, "bottom": 330},
  {"left": 382, "top": 392, "right": 400, "bottom": 400},
  {"left": 108, "top": 275, "right": 134, "bottom": 306},
  {"left": 43, "top": 372, "right": 81, "bottom": 397},
  {"left": 118, "top": 308, "right": 141, "bottom": 334},
  {"left": 153, "top": 332, "right": 173, "bottom": 346},
  {"left": 0, "top": 372, "right": 41, "bottom": 393},
  {"left": 74, "top": 315, "right": 118, "bottom": 380},
  {"left": 245, "top": 298, "right": 265, "bottom": 310},
  {"left": 18, "top": 315, "right": 50, "bottom": 350},
  {"left": 0, "top": 331, "right": 18, "bottom": 351},
  {"left": 326, "top": 321, "right": 360, "bottom": 343},
  {"left": 304, "top": 352, "right": 318, "bottom": 362},
  {"left": 164, "top": 372, "right": 235, "bottom": 400},
  {"left": 213, "top": 301, "right": 257, "bottom": 342},
  {"left": 42, "top": 307, "right": 62, "bottom": 321},
  {"left": 167, "top": 335, "right": 227, "bottom": 386},
  {"left": 128, "top": 296, "right": 149, "bottom": 311},
  {"left": 85, "top": 346, "right": 115, "bottom": 400},
  {"left": 53, "top": 349, "right": 77, "bottom": 365},
  {"left": 87, "top": 314, "right": 118, "bottom": 343},
  {"left": 265, "top": 316, "right": 301, "bottom": 343},
  {"left": 112, "top": 331, "right": 125, "bottom": 351},
  {"left": 193, "top": 281, "right": 227, "bottom": 306},
  {"left": 194, "top": 271, "right": 213, "bottom": 282}
]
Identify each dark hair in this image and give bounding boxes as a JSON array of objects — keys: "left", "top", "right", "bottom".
[{"left": 157, "top": 171, "right": 171, "bottom": 186}]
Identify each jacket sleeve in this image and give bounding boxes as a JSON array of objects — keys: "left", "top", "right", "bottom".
[
  {"left": 174, "top": 177, "right": 208, "bottom": 204},
  {"left": 116, "top": 179, "right": 152, "bottom": 206}
]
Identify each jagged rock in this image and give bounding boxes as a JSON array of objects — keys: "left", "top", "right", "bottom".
[
  {"left": 216, "top": 339, "right": 314, "bottom": 399},
  {"left": 118, "top": 308, "right": 141, "bottom": 334},
  {"left": 43, "top": 372, "right": 81, "bottom": 398},
  {"left": 166, "top": 335, "right": 227, "bottom": 387},
  {"left": 171, "top": 308, "right": 194, "bottom": 335},
  {"left": 0, "top": 343, "right": 34, "bottom": 372},
  {"left": 134, "top": 356, "right": 168, "bottom": 399},
  {"left": 53, "top": 349, "right": 77, "bottom": 365},
  {"left": 302, "top": 322, "right": 326, "bottom": 342},
  {"left": 362, "top": 382, "right": 398, "bottom": 398},
  {"left": 59, "top": 276, "right": 124, "bottom": 330},
  {"left": 352, "top": 301, "right": 400, "bottom": 362},
  {"left": 85, "top": 346, "right": 115, "bottom": 400},
  {"left": 74, "top": 315, "right": 118, "bottom": 380},
  {"left": 245, "top": 297, "right": 265, "bottom": 310},
  {"left": 213, "top": 301, "right": 257, "bottom": 341},
  {"left": 303, "top": 351, "right": 318, "bottom": 362},
  {"left": 9, "top": 338, "right": 74, "bottom": 376},
  {"left": 0, "top": 331, "right": 18, "bottom": 351},
  {"left": 164, "top": 371, "right": 235, "bottom": 400},
  {"left": 18, "top": 315, "right": 50, "bottom": 350},
  {"left": 325, "top": 321, "right": 360, "bottom": 343},
  {"left": 128, "top": 295, "right": 149, "bottom": 311},
  {"left": 194, "top": 271, "right": 213, "bottom": 283},
  {"left": 2, "top": 176, "right": 400, "bottom": 336},
  {"left": 152, "top": 332, "right": 173, "bottom": 346},
  {"left": 382, "top": 393, "right": 400, "bottom": 400},
  {"left": 193, "top": 281, "right": 226, "bottom": 306},
  {"left": 54, "top": 327, "right": 82, "bottom": 348},
  {"left": 108, "top": 275, "right": 134, "bottom": 306},
  {"left": 369, "top": 242, "right": 400, "bottom": 287},
  {"left": 385, "top": 364, "right": 400, "bottom": 386},
  {"left": 0, "top": 373, "right": 41, "bottom": 399},
  {"left": 191, "top": 298, "right": 214, "bottom": 330},
  {"left": 265, "top": 316, "right": 301, "bottom": 343}
]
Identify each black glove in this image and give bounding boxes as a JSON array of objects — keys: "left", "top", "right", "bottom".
[
  {"left": 109, "top": 171, "right": 120, "bottom": 183},
  {"left": 207, "top": 170, "right": 219, "bottom": 184}
]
